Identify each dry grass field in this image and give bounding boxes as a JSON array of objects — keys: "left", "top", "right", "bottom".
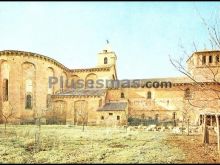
[{"left": 0, "top": 124, "right": 219, "bottom": 163}]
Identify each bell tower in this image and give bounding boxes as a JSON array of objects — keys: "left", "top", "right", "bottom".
[
  {"left": 97, "top": 40, "right": 117, "bottom": 67},
  {"left": 187, "top": 50, "right": 220, "bottom": 81}
]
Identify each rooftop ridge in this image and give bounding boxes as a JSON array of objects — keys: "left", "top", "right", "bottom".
[
  {"left": 0, "top": 50, "right": 113, "bottom": 73},
  {"left": 0, "top": 50, "right": 69, "bottom": 71}
]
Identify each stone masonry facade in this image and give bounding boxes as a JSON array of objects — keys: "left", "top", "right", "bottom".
[{"left": 0, "top": 44, "right": 220, "bottom": 126}]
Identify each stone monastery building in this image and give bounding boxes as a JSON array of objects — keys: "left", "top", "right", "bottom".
[{"left": 0, "top": 43, "right": 220, "bottom": 126}]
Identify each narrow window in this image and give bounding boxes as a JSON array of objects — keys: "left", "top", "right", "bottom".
[
  {"left": 147, "top": 91, "right": 151, "bottom": 99},
  {"left": 209, "top": 55, "right": 213, "bottom": 63},
  {"left": 202, "top": 55, "right": 206, "bottom": 65},
  {"left": 3, "top": 79, "right": 8, "bottom": 101},
  {"left": 101, "top": 116, "right": 104, "bottom": 120},
  {"left": 25, "top": 94, "right": 32, "bottom": 109},
  {"left": 104, "top": 57, "right": 108, "bottom": 64},
  {"left": 117, "top": 116, "right": 120, "bottom": 120},
  {"left": 121, "top": 92, "right": 125, "bottom": 98}
]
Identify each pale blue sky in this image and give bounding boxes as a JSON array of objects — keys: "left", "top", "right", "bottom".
[{"left": 0, "top": 2, "right": 219, "bottom": 79}]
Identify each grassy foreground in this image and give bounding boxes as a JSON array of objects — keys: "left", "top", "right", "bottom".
[{"left": 0, "top": 124, "right": 187, "bottom": 163}]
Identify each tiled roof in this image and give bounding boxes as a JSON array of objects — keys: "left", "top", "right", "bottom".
[
  {"left": 70, "top": 65, "right": 112, "bottom": 72},
  {"left": 128, "top": 92, "right": 145, "bottom": 98},
  {"left": 106, "top": 77, "right": 217, "bottom": 88},
  {"left": 98, "top": 102, "right": 127, "bottom": 111},
  {"left": 54, "top": 88, "right": 106, "bottom": 97},
  {"left": 138, "top": 77, "right": 196, "bottom": 84},
  {"left": 194, "top": 50, "right": 220, "bottom": 54}
]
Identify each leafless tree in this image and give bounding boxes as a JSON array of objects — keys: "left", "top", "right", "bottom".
[
  {"left": 77, "top": 108, "right": 88, "bottom": 132},
  {"left": 75, "top": 101, "right": 88, "bottom": 132},
  {"left": 33, "top": 106, "right": 49, "bottom": 153},
  {"left": 170, "top": 48, "right": 219, "bottom": 145},
  {"left": 169, "top": 9, "right": 220, "bottom": 150},
  {"left": 123, "top": 103, "right": 130, "bottom": 132},
  {"left": 0, "top": 102, "right": 17, "bottom": 134}
]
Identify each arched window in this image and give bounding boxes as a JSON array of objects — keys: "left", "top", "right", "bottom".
[
  {"left": 1, "top": 61, "right": 10, "bottom": 102},
  {"left": 185, "top": 88, "right": 191, "bottom": 99},
  {"left": 209, "top": 55, "right": 213, "bottom": 63},
  {"left": 26, "top": 94, "right": 32, "bottom": 109},
  {"left": 47, "top": 67, "right": 55, "bottom": 94},
  {"left": 61, "top": 72, "right": 67, "bottom": 91},
  {"left": 3, "top": 79, "right": 8, "bottom": 101},
  {"left": 202, "top": 55, "right": 206, "bottom": 65},
  {"left": 121, "top": 92, "right": 125, "bottom": 98},
  {"left": 147, "top": 91, "right": 151, "bottom": 99},
  {"left": 85, "top": 73, "right": 97, "bottom": 88},
  {"left": 71, "top": 75, "right": 80, "bottom": 89},
  {"left": 104, "top": 57, "right": 108, "bottom": 64},
  {"left": 25, "top": 79, "right": 32, "bottom": 93}
]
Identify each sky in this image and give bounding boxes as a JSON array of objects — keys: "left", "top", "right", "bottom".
[{"left": 0, "top": 2, "right": 219, "bottom": 79}]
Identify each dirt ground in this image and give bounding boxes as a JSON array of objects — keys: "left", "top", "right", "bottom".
[
  {"left": 166, "top": 133, "right": 220, "bottom": 163},
  {"left": 0, "top": 125, "right": 220, "bottom": 163}
]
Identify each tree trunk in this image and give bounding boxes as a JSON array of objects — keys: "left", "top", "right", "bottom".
[
  {"left": 181, "top": 117, "right": 184, "bottom": 135},
  {"left": 82, "top": 123, "right": 85, "bottom": 132},
  {"left": 203, "top": 115, "right": 209, "bottom": 144},
  {"left": 4, "top": 120, "right": 7, "bottom": 135},
  {"left": 173, "top": 119, "right": 176, "bottom": 127},
  {"left": 216, "top": 115, "right": 220, "bottom": 151},
  {"left": 187, "top": 118, "right": 189, "bottom": 136}
]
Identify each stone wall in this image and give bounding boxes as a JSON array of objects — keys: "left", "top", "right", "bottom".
[
  {"left": 50, "top": 95, "right": 105, "bottom": 125},
  {"left": 0, "top": 51, "right": 68, "bottom": 123}
]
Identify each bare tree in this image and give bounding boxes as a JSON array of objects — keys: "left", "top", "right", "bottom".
[
  {"left": 169, "top": 10, "right": 220, "bottom": 150},
  {"left": 0, "top": 102, "right": 17, "bottom": 134},
  {"left": 170, "top": 50, "right": 219, "bottom": 145},
  {"left": 175, "top": 85, "right": 194, "bottom": 135},
  {"left": 33, "top": 106, "right": 48, "bottom": 153},
  {"left": 123, "top": 103, "right": 130, "bottom": 132},
  {"left": 77, "top": 108, "right": 88, "bottom": 132},
  {"left": 75, "top": 101, "right": 88, "bottom": 132}
]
